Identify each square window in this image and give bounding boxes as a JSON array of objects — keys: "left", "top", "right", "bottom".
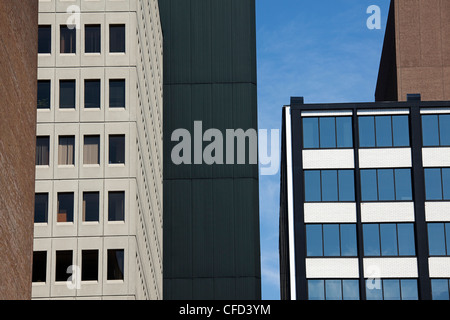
[
  {"left": 109, "top": 134, "right": 125, "bottom": 164},
  {"left": 83, "top": 135, "right": 100, "bottom": 165},
  {"left": 32, "top": 251, "right": 47, "bottom": 283},
  {"left": 85, "top": 24, "right": 101, "bottom": 53},
  {"left": 109, "top": 24, "right": 125, "bottom": 53},
  {"left": 37, "top": 80, "right": 51, "bottom": 109},
  {"left": 38, "top": 25, "right": 51, "bottom": 54},
  {"left": 82, "top": 250, "right": 99, "bottom": 281},
  {"left": 108, "top": 191, "right": 125, "bottom": 222},
  {"left": 84, "top": 79, "right": 101, "bottom": 109},
  {"left": 58, "top": 136, "right": 75, "bottom": 165},
  {"left": 60, "top": 25, "right": 76, "bottom": 54},
  {"left": 57, "top": 192, "right": 74, "bottom": 223},
  {"left": 83, "top": 192, "right": 99, "bottom": 222},
  {"left": 109, "top": 79, "right": 125, "bottom": 108},
  {"left": 34, "top": 193, "right": 48, "bottom": 223},
  {"left": 107, "top": 249, "right": 124, "bottom": 280},
  {"left": 59, "top": 80, "right": 76, "bottom": 109},
  {"left": 36, "top": 136, "right": 50, "bottom": 166},
  {"left": 55, "top": 250, "right": 73, "bottom": 282}
]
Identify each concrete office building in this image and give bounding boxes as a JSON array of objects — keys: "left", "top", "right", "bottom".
[
  {"left": 32, "top": 0, "right": 163, "bottom": 299},
  {"left": 159, "top": 0, "right": 261, "bottom": 299},
  {"left": 0, "top": 1, "right": 38, "bottom": 300},
  {"left": 280, "top": 97, "right": 450, "bottom": 300}
]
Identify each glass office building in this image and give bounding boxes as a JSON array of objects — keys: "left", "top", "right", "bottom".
[{"left": 280, "top": 96, "right": 450, "bottom": 300}]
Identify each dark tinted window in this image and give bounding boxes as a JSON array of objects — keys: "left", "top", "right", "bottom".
[
  {"left": 37, "top": 80, "right": 51, "bottom": 109},
  {"left": 84, "top": 79, "right": 101, "bottom": 109},
  {"left": 35, "top": 193, "right": 48, "bottom": 223},
  {"left": 60, "top": 25, "right": 76, "bottom": 54},
  {"left": 85, "top": 24, "right": 101, "bottom": 53},
  {"left": 109, "top": 24, "right": 125, "bottom": 53},
  {"left": 38, "top": 25, "right": 51, "bottom": 54}
]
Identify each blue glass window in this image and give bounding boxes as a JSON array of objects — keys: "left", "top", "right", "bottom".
[
  {"left": 342, "top": 280, "right": 360, "bottom": 300},
  {"left": 401, "top": 279, "right": 419, "bottom": 300},
  {"left": 425, "top": 168, "right": 450, "bottom": 201},
  {"left": 363, "top": 223, "right": 415, "bottom": 257},
  {"left": 325, "top": 280, "right": 342, "bottom": 300},
  {"left": 380, "top": 224, "right": 398, "bottom": 256},
  {"left": 363, "top": 224, "right": 381, "bottom": 256},
  {"left": 308, "top": 280, "right": 360, "bottom": 300},
  {"left": 359, "top": 115, "right": 410, "bottom": 148},
  {"left": 423, "top": 114, "right": 450, "bottom": 147},
  {"left": 359, "top": 116, "right": 375, "bottom": 147},
  {"left": 366, "top": 279, "right": 418, "bottom": 300},
  {"left": 361, "top": 169, "right": 412, "bottom": 201},
  {"left": 340, "top": 224, "right": 358, "bottom": 256},
  {"left": 308, "top": 280, "right": 325, "bottom": 300},
  {"left": 376, "top": 116, "right": 393, "bottom": 147},
  {"left": 303, "top": 116, "right": 353, "bottom": 149},
  {"left": 428, "top": 223, "right": 449, "bottom": 256},
  {"left": 323, "top": 224, "right": 340, "bottom": 257},
  {"left": 305, "top": 170, "right": 355, "bottom": 202},
  {"left": 306, "top": 224, "right": 357, "bottom": 257},
  {"left": 431, "top": 279, "right": 450, "bottom": 300},
  {"left": 306, "top": 224, "right": 323, "bottom": 257},
  {"left": 392, "top": 116, "right": 410, "bottom": 147}
]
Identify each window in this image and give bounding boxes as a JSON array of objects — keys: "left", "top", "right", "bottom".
[
  {"left": 38, "top": 25, "right": 51, "bottom": 54},
  {"left": 108, "top": 191, "right": 125, "bottom": 222},
  {"left": 303, "top": 116, "right": 353, "bottom": 149},
  {"left": 37, "top": 80, "right": 51, "bottom": 109},
  {"left": 304, "top": 170, "right": 355, "bottom": 202},
  {"left": 424, "top": 168, "right": 450, "bottom": 201},
  {"left": 55, "top": 250, "right": 73, "bottom": 282},
  {"left": 36, "top": 136, "right": 50, "bottom": 166},
  {"left": 365, "top": 279, "right": 418, "bottom": 300},
  {"left": 109, "top": 79, "right": 125, "bottom": 108},
  {"left": 85, "top": 24, "right": 101, "bottom": 53},
  {"left": 34, "top": 193, "right": 48, "bottom": 223},
  {"left": 109, "top": 134, "right": 125, "bottom": 164},
  {"left": 83, "top": 192, "right": 99, "bottom": 222},
  {"left": 84, "top": 79, "right": 101, "bottom": 109},
  {"left": 57, "top": 192, "right": 74, "bottom": 223},
  {"left": 60, "top": 25, "right": 76, "bottom": 54},
  {"left": 81, "top": 250, "right": 99, "bottom": 281},
  {"left": 359, "top": 115, "right": 410, "bottom": 148},
  {"left": 32, "top": 251, "right": 47, "bottom": 283},
  {"left": 308, "top": 280, "right": 359, "bottom": 300},
  {"left": 360, "top": 169, "right": 412, "bottom": 201},
  {"left": 107, "top": 249, "right": 124, "bottom": 280},
  {"left": 109, "top": 24, "right": 125, "bottom": 53},
  {"left": 306, "top": 224, "right": 357, "bottom": 257},
  {"left": 428, "top": 223, "right": 450, "bottom": 256},
  {"left": 83, "top": 135, "right": 100, "bottom": 165},
  {"left": 422, "top": 114, "right": 450, "bottom": 147},
  {"left": 59, "top": 80, "right": 76, "bottom": 109},
  {"left": 58, "top": 136, "right": 75, "bottom": 165},
  {"left": 363, "top": 223, "right": 415, "bottom": 257},
  {"left": 431, "top": 279, "right": 450, "bottom": 300}
]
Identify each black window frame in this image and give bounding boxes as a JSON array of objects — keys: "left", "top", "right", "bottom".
[
  {"left": 302, "top": 116, "right": 354, "bottom": 150},
  {"left": 304, "top": 169, "right": 356, "bottom": 203},
  {"left": 358, "top": 115, "right": 411, "bottom": 148},
  {"left": 360, "top": 168, "right": 413, "bottom": 202},
  {"left": 362, "top": 223, "right": 416, "bottom": 257}
]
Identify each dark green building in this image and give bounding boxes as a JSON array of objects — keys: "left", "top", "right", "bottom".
[{"left": 158, "top": 0, "right": 261, "bottom": 299}]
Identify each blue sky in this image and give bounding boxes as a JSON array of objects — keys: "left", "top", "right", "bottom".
[{"left": 256, "top": 0, "right": 391, "bottom": 300}]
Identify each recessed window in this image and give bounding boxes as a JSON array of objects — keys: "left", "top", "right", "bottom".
[
  {"left": 107, "top": 249, "right": 124, "bottom": 280},
  {"left": 109, "top": 79, "right": 125, "bottom": 108},
  {"left": 38, "top": 25, "right": 51, "bottom": 54},
  {"left": 34, "top": 193, "right": 48, "bottom": 223},
  {"left": 363, "top": 223, "right": 415, "bottom": 257},
  {"left": 365, "top": 279, "right": 418, "bottom": 300},
  {"left": 308, "top": 279, "right": 360, "bottom": 301},
  {"left": 82, "top": 250, "right": 99, "bottom": 281},
  {"left": 306, "top": 224, "right": 357, "bottom": 257},
  {"left": 84, "top": 79, "right": 101, "bottom": 109},
  {"left": 83, "top": 192, "right": 99, "bottom": 222},
  {"left": 55, "top": 250, "right": 73, "bottom": 282},
  {"left": 58, "top": 136, "right": 75, "bottom": 165},
  {"left": 424, "top": 168, "right": 450, "bottom": 201},
  {"left": 59, "top": 80, "right": 76, "bottom": 109},
  {"left": 83, "top": 135, "right": 100, "bottom": 165},
  {"left": 37, "top": 80, "right": 51, "bottom": 109},
  {"left": 36, "top": 136, "right": 50, "bottom": 166},
  {"left": 60, "top": 25, "right": 76, "bottom": 54},
  {"left": 303, "top": 116, "right": 353, "bottom": 149},
  {"left": 109, "top": 24, "right": 125, "bottom": 53},
  {"left": 304, "top": 170, "right": 355, "bottom": 202},
  {"left": 428, "top": 223, "right": 450, "bottom": 256},
  {"left": 422, "top": 114, "right": 450, "bottom": 147},
  {"left": 32, "top": 251, "right": 47, "bottom": 283},
  {"left": 108, "top": 191, "right": 125, "bottom": 222},
  {"left": 360, "top": 168, "right": 412, "bottom": 201},
  {"left": 109, "top": 134, "right": 125, "bottom": 164},
  {"left": 85, "top": 24, "right": 101, "bottom": 53},
  {"left": 359, "top": 115, "right": 410, "bottom": 148},
  {"left": 431, "top": 279, "right": 450, "bottom": 300},
  {"left": 57, "top": 192, "right": 74, "bottom": 223}
]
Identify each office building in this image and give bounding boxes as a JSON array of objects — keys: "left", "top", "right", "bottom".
[
  {"left": 280, "top": 97, "right": 450, "bottom": 300},
  {"left": 159, "top": 0, "right": 261, "bottom": 299},
  {"left": 0, "top": 0, "right": 38, "bottom": 300},
  {"left": 32, "top": 0, "right": 163, "bottom": 299}
]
